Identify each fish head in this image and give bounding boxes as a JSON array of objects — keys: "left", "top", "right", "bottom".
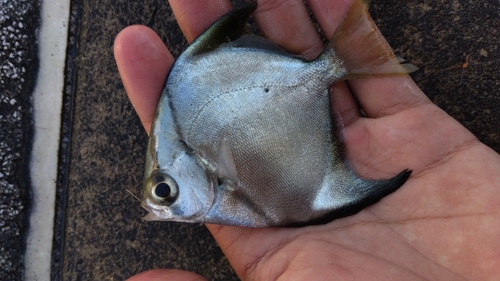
[
  {"left": 141, "top": 99, "right": 215, "bottom": 222},
  {"left": 141, "top": 164, "right": 214, "bottom": 223}
]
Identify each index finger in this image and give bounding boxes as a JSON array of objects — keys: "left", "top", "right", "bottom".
[{"left": 169, "top": 0, "right": 232, "bottom": 42}]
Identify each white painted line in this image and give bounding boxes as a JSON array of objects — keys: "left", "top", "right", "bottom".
[{"left": 25, "top": 0, "right": 70, "bottom": 280}]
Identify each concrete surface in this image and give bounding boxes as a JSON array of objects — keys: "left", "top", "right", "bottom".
[{"left": 24, "top": 0, "right": 70, "bottom": 279}]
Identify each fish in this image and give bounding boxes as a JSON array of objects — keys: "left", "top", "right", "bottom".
[{"left": 141, "top": 0, "right": 415, "bottom": 227}]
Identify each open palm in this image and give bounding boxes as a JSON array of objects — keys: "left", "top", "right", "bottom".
[{"left": 114, "top": 0, "right": 500, "bottom": 280}]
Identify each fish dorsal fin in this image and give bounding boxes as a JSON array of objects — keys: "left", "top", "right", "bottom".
[
  {"left": 185, "top": 3, "right": 257, "bottom": 56},
  {"left": 230, "top": 34, "right": 306, "bottom": 60}
]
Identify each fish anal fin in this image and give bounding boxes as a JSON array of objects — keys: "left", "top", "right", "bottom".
[
  {"left": 186, "top": 3, "right": 256, "bottom": 56},
  {"left": 327, "top": 0, "right": 417, "bottom": 78}
]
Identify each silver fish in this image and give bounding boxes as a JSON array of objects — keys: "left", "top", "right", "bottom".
[{"left": 141, "top": 0, "right": 415, "bottom": 227}]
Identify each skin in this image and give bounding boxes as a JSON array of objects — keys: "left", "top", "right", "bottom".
[{"left": 114, "top": 0, "right": 500, "bottom": 280}]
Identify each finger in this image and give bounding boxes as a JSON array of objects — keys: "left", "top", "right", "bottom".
[
  {"left": 169, "top": 0, "right": 232, "bottom": 42},
  {"left": 252, "top": 0, "right": 324, "bottom": 59},
  {"left": 127, "top": 269, "right": 207, "bottom": 281},
  {"left": 205, "top": 224, "right": 297, "bottom": 280},
  {"left": 348, "top": 76, "right": 430, "bottom": 118},
  {"left": 306, "top": 0, "right": 352, "bottom": 40},
  {"left": 114, "top": 25, "right": 174, "bottom": 133},
  {"left": 330, "top": 82, "right": 360, "bottom": 127},
  {"left": 308, "top": 0, "right": 431, "bottom": 118}
]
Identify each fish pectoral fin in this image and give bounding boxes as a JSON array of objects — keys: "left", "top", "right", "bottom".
[
  {"left": 217, "top": 139, "right": 239, "bottom": 184},
  {"left": 321, "top": 0, "right": 417, "bottom": 78},
  {"left": 185, "top": 3, "right": 256, "bottom": 56}
]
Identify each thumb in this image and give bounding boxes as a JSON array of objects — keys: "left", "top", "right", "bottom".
[
  {"left": 114, "top": 25, "right": 174, "bottom": 133},
  {"left": 127, "top": 269, "right": 208, "bottom": 281}
]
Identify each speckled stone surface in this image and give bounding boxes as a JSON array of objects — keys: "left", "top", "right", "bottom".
[
  {"left": 0, "top": 1, "right": 39, "bottom": 280},
  {"left": 56, "top": 0, "right": 499, "bottom": 280}
]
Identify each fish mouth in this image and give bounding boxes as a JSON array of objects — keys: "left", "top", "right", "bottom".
[
  {"left": 141, "top": 198, "right": 168, "bottom": 221},
  {"left": 141, "top": 193, "right": 211, "bottom": 223},
  {"left": 142, "top": 208, "right": 163, "bottom": 221},
  {"left": 141, "top": 198, "right": 186, "bottom": 222}
]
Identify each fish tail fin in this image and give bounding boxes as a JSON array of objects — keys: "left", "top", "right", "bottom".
[{"left": 323, "top": 0, "right": 417, "bottom": 78}]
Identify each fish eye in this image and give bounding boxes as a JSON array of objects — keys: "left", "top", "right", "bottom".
[
  {"left": 151, "top": 173, "right": 178, "bottom": 203},
  {"left": 154, "top": 183, "right": 171, "bottom": 198}
]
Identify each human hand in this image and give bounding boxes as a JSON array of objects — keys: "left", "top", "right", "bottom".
[{"left": 114, "top": 0, "right": 500, "bottom": 280}]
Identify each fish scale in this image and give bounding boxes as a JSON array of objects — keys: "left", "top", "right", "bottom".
[{"left": 141, "top": 0, "right": 414, "bottom": 227}]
